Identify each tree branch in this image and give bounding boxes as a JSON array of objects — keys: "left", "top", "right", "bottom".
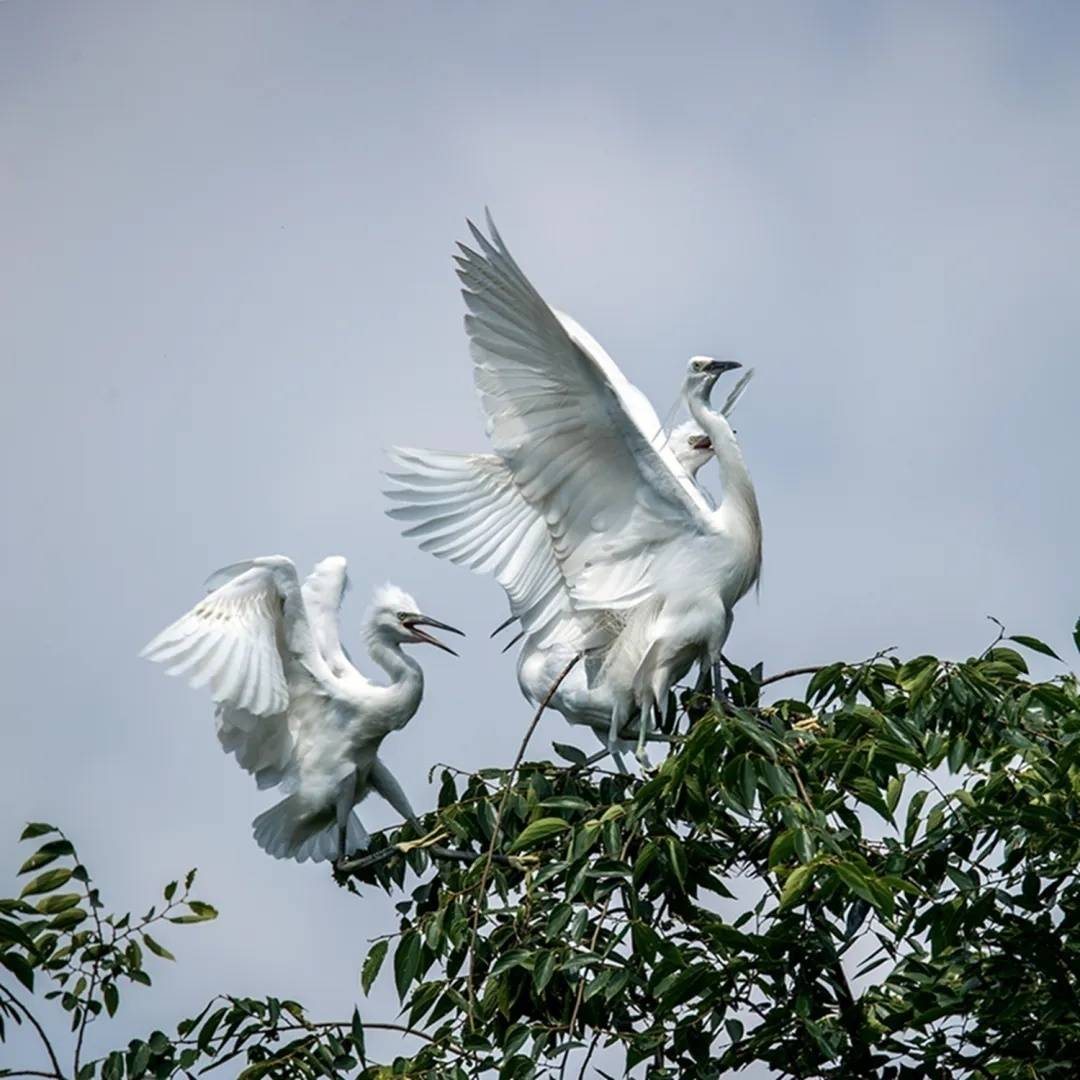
[
  {"left": 0, "top": 983, "right": 65, "bottom": 1080},
  {"left": 756, "top": 665, "right": 826, "bottom": 689}
]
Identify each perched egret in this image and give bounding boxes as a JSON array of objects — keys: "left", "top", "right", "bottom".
[
  {"left": 387, "top": 391, "right": 749, "bottom": 767},
  {"left": 141, "top": 556, "right": 462, "bottom": 862},
  {"left": 386, "top": 213, "right": 761, "bottom": 762}
]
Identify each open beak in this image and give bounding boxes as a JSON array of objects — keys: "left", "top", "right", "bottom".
[
  {"left": 402, "top": 614, "right": 464, "bottom": 656},
  {"left": 705, "top": 359, "right": 742, "bottom": 375},
  {"left": 689, "top": 434, "right": 713, "bottom": 450}
]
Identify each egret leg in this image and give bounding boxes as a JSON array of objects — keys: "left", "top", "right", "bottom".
[
  {"left": 336, "top": 772, "right": 360, "bottom": 864},
  {"left": 635, "top": 693, "right": 655, "bottom": 767},
  {"left": 693, "top": 661, "right": 712, "bottom": 699},
  {"left": 712, "top": 660, "right": 725, "bottom": 697},
  {"left": 609, "top": 698, "right": 630, "bottom": 750}
]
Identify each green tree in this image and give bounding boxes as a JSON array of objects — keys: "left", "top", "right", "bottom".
[{"left": 4, "top": 620, "right": 1080, "bottom": 1078}]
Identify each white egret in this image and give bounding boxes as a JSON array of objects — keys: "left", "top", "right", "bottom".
[
  {"left": 141, "top": 556, "right": 462, "bottom": 862},
  {"left": 386, "top": 398, "right": 747, "bottom": 767},
  {"left": 386, "top": 213, "right": 761, "bottom": 762}
]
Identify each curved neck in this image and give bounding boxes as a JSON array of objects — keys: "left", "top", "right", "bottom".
[
  {"left": 365, "top": 635, "right": 424, "bottom": 730},
  {"left": 685, "top": 382, "right": 757, "bottom": 520}
]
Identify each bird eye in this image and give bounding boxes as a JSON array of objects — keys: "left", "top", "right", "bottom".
[{"left": 397, "top": 611, "right": 410, "bottom": 622}]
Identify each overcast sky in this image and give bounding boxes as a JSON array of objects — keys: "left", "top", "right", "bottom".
[{"left": 2, "top": 2, "right": 1078, "bottom": 1075}]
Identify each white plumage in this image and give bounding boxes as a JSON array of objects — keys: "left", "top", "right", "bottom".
[
  {"left": 142, "top": 557, "right": 462, "bottom": 862},
  {"left": 387, "top": 215, "right": 762, "bottom": 761}
]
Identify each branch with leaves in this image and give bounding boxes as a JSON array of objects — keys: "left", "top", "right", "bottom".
[{"left": 3, "top": 617, "right": 1080, "bottom": 1078}]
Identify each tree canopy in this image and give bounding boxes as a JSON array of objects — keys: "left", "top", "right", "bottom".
[{"left": 3, "top": 620, "right": 1080, "bottom": 1079}]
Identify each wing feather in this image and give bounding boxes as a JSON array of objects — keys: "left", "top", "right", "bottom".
[
  {"left": 458, "top": 215, "right": 712, "bottom": 610},
  {"left": 385, "top": 448, "right": 566, "bottom": 635},
  {"left": 141, "top": 565, "right": 290, "bottom": 716},
  {"left": 300, "top": 556, "right": 351, "bottom": 676}
]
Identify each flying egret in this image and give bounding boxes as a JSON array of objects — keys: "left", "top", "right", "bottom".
[
  {"left": 141, "top": 556, "right": 462, "bottom": 862},
  {"left": 387, "top": 213, "right": 761, "bottom": 762}
]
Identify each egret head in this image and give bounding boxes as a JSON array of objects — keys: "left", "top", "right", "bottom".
[
  {"left": 367, "top": 583, "right": 464, "bottom": 655},
  {"left": 684, "top": 355, "right": 742, "bottom": 399},
  {"left": 670, "top": 421, "right": 714, "bottom": 477}
]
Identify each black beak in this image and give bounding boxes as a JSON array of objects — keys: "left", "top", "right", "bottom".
[
  {"left": 705, "top": 359, "right": 742, "bottom": 375},
  {"left": 403, "top": 614, "right": 465, "bottom": 656},
  {"left": 490, "top": 614, "right": 517, "bottom": 638}
]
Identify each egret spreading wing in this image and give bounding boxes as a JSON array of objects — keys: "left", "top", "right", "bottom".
[{"left": 458, "top": 214, "right": 714, "bottom": 611}]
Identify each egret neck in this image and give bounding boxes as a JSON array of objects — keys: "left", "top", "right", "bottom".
[
  {"left": 686, "top": 377, "right": 762, "bottom": 600},
  {"left": 363, "top": 628, "right": 424, "bottom": 733}
]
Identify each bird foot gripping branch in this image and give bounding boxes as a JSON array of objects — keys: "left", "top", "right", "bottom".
[{"left": 393, "top": 827, "right": 449, "bottom": 854}]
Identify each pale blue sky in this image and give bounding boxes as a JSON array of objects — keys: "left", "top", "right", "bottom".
[{"left": 2, "top": 2, "right": 1078, "bottom": 1075}]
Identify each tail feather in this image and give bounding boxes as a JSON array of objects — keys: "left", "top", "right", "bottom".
[{"left": 251, "top": 795, "right": 370, "bottom": 863}]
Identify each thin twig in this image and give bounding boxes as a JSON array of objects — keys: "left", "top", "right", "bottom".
[
  {"left": 337, "top": 843, "right": 528, "bottom": 876},
  {"left": 0, "top": 984, "right": 65, "bottom": 1079},
  {"left": 559, "top": 820, "right": 641, "bottom": 1079},
  {"left": 576, "top": 1031, "right": 600, "bottom": 1079},
  {"left": 756, "top": 665, "right": 826, "bottom": 689},
  {"left": 466, "top": 653, "right": 582, "bottom": 1029},
  {"left": 73, "top": 834, "right": 105, "bottom": 1079},
  {"left": 173, "top": 1016, "right": 466, "bottom": 1055}
]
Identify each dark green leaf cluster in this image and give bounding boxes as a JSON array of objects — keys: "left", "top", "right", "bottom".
[{"left": 338, "top": 631, "right": 1080, "bottom": 1078}]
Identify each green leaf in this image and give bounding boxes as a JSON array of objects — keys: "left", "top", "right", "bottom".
[
  {"left": 20, "top": 822, "right": 56, "bottom": 841},
  {"left": 832, "top": 861, "right": 879, "bottom": 909},
  {"left": 545, "top": 903, "right": 573, "bottom": 940},
  {"left": 19, "top": 851, "right": 59, "bottom": 875},
  {"left": 905, "top": 789, "right": 929, "bottom": 846},
  {"left": 779, "top": 864, "right": 815, "bottom": 909},
  {"left": 0, "top": 917, "right": 35, "bottom": 952},
  {"left": 1009, "top": 634, "right": 1062, "bottom": 661},
  {"left": 393, "top": 931, "right": 421, "bottom": 999},
  {"left": 551, "top": 742, "right": 588, "bottom": 766},
  {"left": 539, "top": 796, "right": 592, "bottom": 812},
  {"left": 532, "top": 949, "right": 557, "bottom": 994},
  {"left": 197, "top": 1006, "right": 228, "bottom": 1053},
  {"left": 1073, "top": 617, "right": 1080, "bottom": 656},
  {"left": 849, "top": 777, "right": 893, "bottom": 823},
  {"left": 664, "top": 837, "right": 687, "bottom": 890},
  {"left": 351, "top": 1007, "right": 366, "bottom": 1064},
  {"left": 1, "top": 952, "right": 34, "bottom": 991},
  {"left": 19, "top": 867, "right": 73, "bottom": 898},
  {"left": 886, "top": 774, "right": 905, "bottom": 815},
  {"left": 49, "top": 908, "right": 88, "bottom": 931},
  {"left": 507, "top": 817, "right": 571, "bottom": 854},
  {"left": 103, "top": 1050, "right": 124, "bottom": 1080},
  {"left": 142, "top": 933, "right": 175, "bottom": 961},
  {"left": 129, "top": 1040, "right": 151, "bottom": 1079},
  {"left": 103, "top": 981, "right": 119, "bottom": 1017},
  {"left": 35, "top": 893, "right": 82, "bottom": 915},
  {"left": 361, "top": 939, "right": 388, "bottom": 995}
]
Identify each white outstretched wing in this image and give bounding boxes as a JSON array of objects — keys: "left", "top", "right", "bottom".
[
  {"left": 456, "top": 214, "right": 713, "bottom": 610},
  {"left": 384, "top": 447, "right": 567, "bottom": 635},
  {"left": 301, "top": 555, "right": 352, "bottom": 677},
  {"left": 141, "top": 563, "right": 295, "bottom": 716}
]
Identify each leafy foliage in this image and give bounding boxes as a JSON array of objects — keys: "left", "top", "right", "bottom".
[
  {"left": 3, "top": 621, "right": 1079, "bottom": 1078},
  {"left": 0, "top": 825, "right": 216, "bottom": 1079}
]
